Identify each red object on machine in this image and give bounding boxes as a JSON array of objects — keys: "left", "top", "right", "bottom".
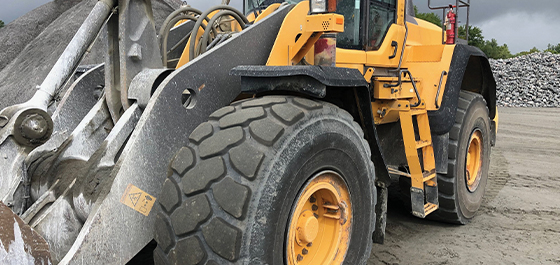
[{"left": 445, "top": 6, "right": 456, "bottom": 44}]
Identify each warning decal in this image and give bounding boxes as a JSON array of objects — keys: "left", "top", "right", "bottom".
[{"left": 120, "top": 184, "right": 156, "bottom": 216}]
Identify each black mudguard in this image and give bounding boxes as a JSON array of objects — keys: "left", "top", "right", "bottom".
[
  {"left": 429, "top": 44, "right": 497, "bottom": 135},
  {"left": 231, "top": 65, "right": 391, "bottom": 185}
]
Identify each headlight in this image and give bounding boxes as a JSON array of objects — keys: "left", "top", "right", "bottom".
[{"left": 309, "top": 0, "right": 337, "bottom": 14}]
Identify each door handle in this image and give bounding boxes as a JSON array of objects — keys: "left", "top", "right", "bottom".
[{"left": 389, "top": 41, "right": 398, "bottom": 59}]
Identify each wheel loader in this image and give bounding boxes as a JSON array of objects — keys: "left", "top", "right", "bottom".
[{"left": 0, "top": 0, "right": 497, "bottom": 264}]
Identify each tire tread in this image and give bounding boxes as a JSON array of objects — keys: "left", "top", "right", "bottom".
[{"left": 155, "top": 96, "right": 374, "bottom": 264}]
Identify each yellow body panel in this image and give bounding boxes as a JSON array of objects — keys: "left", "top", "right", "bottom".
[
  {"left": 406, "top": 19, "right": 443, "bottom": 46},
  {"left": 494, "top": 107, "right": 499, "bottom": 134},
  {"left": 250, "top": 3, "right": 282, "bottom": 23},
  {"left": 267, "top": 2, "right": 344, "bottom": 66},
  {"left": 400, "top": 45, "right": 455, "bottom": 110},
  {"left": 365, "top": 25, "right": 406, "bottom": 67}
]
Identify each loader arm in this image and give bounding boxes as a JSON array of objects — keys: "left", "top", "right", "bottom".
[{"left": 0, "top": 1, "right": 292, "bottom": 263}]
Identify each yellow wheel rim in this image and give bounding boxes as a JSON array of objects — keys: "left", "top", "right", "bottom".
[
  {"left": 466, "top": 129, "right": 483, "bottom": 192},
  {"left": 286, "top": 171, "right": 352, "bottom": 265}
]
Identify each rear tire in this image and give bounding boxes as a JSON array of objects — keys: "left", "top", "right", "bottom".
[
  {"left": 433, "top": 91, "right": 491, "bottom": 224},
  {"left": 154, "top": 96, "right": 376, "bottom": 264}
]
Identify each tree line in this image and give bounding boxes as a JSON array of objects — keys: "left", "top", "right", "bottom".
[
  {"left": 3, "top": 10, "right": 559, "bottom": 58},
  {"left": 414, "top": 7, "right": 560, "bottom": 59}
]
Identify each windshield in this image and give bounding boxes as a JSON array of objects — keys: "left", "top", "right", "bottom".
[{"left": 244, "top": 0, "right": 305, "bottom": 14}]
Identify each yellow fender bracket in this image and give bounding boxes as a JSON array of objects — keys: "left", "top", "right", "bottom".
[{"left": 493, "top": 107, "right": 499, "bottom": 134}]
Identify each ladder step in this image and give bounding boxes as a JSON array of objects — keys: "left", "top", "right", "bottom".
[
  {"left": 387, "top": 166, "right": 411, "bottom": 177},
  {"left": 416, "top": 140, "right": 431, "bottom": 149},
  {"left": 411, "top": 109, "right": 427, "bottom": 116},
  {"left": 410, "top": 187, "right": 440, "bottom": 218},
  {"left": 424, "top": 202, "right": 438, "bottom": 215},
  {"left": 422, "top": 169, "right": 437, "bottom": 182}
]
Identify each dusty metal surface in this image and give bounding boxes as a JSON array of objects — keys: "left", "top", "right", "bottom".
[
  {"left": 105, "top": 0, "right": 163, "bottom": 122},
  {"left": 0, "top": 202, "right": 52, "bottom": 265},
  {"left": 0, "top": 22, "right": 108, "bottom": 216},
  {"left": 128, "top": 68, "right": 172, "bottom": 109},
  {"left": 19, "top": 104, "right": 141, "bottom": 263},
  {"left": 59, "top": 5, "right": 291, "bottom": 264},
  {"left": 21, "top": 0, "right": 115, "bottom": 113}
]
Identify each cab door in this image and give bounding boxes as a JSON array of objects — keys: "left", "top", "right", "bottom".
[
  {"left": 365, "top": 0, "right": 406, "bottom": 68},
  {"left": 335, "top": 0, "right": 406, "bottom": 71}
]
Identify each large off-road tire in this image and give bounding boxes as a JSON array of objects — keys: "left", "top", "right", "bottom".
[
  {"left": 154, "top": 96, "right": 376, "bottom": 264},
  {"left": 433, "top": 91, "right": 491, "bottom": 224}
]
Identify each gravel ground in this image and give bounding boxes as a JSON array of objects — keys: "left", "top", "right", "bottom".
[{"left": 368, "top": 107, "right": 560, "bottom": 265}]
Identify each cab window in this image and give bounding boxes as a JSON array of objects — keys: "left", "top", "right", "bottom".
[
  {"left": 336, "top": 0, "right": 363, "bottom": 49},
  {"left": 367, "top": 0, "right": 396, "bottom": 50}
]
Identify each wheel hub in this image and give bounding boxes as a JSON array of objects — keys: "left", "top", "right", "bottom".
[
  {"left": 286, "top": 171, "right": 352, "bottom": 265},
  {"left": 466, "top": 129, "right": 483, "bottom": 192},
  {"left": 296, "top": 211, "right": 319, "bottom": 244}
]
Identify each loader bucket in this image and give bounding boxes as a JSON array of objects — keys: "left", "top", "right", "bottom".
[{"left": 0, "top": 202, "right": 52, "bottom": 264}]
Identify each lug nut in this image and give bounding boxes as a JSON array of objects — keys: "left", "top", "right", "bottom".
[
  {"left": 297, "top": 254, "right": 303, "bottom": 261},
  {"left": 307, "top": 242, "right": 312, "bottom": 247},
  {"left": 302, "top": 248, "right": 308, "bottom": 255},
  {"left": 313, "top": 213, "right": 319, "bottom": 218},
  {"left": 309, "top": 196, "right": 316, "bottom": 203},
  {"left": 312, "top": 204, "right": 318, "bottom": 211}
]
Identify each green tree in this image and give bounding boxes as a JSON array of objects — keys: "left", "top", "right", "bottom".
[
  {"left": 515, "top": 47, "right": 540, "bottom": 57},
  {"left": 481, "top": 39, "right": 512, "bottom": 59},
  {"left": 414, "top": 6, "right": 442, "bottom": 28},
  {"left": 545, "top": 43, "right": 560, "bottom": 54},
  {"left": 458, "top": 25, "right": 484, "bottom": 48},
  {"left": 0, "top": 20, "right": 4, "bottom": 28}
]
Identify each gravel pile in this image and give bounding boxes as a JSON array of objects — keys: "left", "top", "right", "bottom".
[{"left": 490, "top": 52, "right": 560, "bottom": 107}]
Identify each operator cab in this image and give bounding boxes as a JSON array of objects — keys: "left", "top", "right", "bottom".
[{"left": 243, "top": 0, "right": 414, "bottom": 52}]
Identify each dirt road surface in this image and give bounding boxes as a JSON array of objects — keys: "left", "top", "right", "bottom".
[{"left": 368, "top": 107, "right": 560, "bottom": 265}]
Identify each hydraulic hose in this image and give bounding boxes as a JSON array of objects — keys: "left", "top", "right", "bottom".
[
  {"left": 161, "top": 14, "right": 201, "bottom": 66},
  {"left": 159, "top": 6, "right": 217, "bottom": 66},
  {"left": 188, "top": 5, "right": 249, "bottom": 60},
  {"left": 199, "top": 10, "right": 247, "bottom": 54}
]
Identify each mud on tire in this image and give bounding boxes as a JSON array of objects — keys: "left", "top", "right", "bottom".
[
  {"left": 153, "top": 96, "right": 376, "bottom": 264},
  {"left": 432, "top": 91, "right": 491, "bottom": 224}
]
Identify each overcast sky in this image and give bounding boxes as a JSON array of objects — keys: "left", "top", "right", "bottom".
[{"left": 1, "top": 0, "right": 559, "bottom": 53}]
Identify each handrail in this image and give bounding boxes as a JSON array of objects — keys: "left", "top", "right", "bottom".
[
  {"left": 435, "top": 70, "right": 448, "bottom": 108},
  {"left": 427, "top": 0, "right": 470, "bottom": 44}
]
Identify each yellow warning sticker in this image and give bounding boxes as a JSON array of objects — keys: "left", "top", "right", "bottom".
[{"left": 120, "top": 184, "right": 156, "bottom": 216}]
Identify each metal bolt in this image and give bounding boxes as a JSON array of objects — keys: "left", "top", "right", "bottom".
[
  {"left": 309, "top": 196, "right": 316, "bottom": 203},
  {"left": 312, "top": 204, "right": 318, "bottom": 211},
  {"left": 302, "top": 248, "right": 308, "bottom": 255},
  {"left": 20, "top": 114, "right": 48, "bottom": 140},
  {"left": 297, "top": 254, "right": 303, "bottom": 261},
  {"left": 307, "top": 242, "right": 313, "bottom": 247},
  {"left": 398, "top": 104, "right": 401, "bottom": 107}
]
